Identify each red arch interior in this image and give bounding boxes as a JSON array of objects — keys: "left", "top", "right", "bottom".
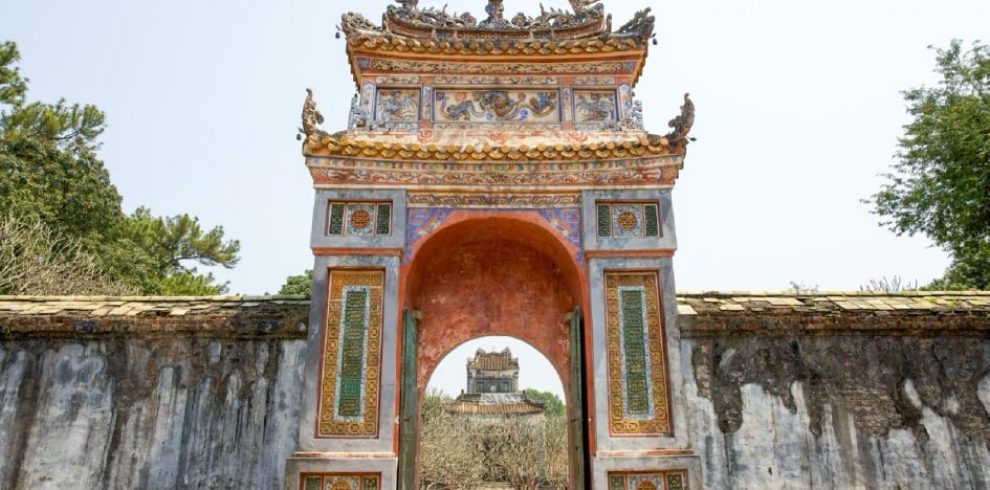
[{"left": 405, "top": 215, "right": 582, "bottom": 393}]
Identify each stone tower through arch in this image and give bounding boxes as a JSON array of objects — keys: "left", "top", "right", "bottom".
[{"left": 285, "top": 0, "right": 701, "bottom": 487}]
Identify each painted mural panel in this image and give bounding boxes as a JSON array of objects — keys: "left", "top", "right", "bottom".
[
  {"left": 434, "top": 88, "right": 560, "bottom": 124},
  {"left": 608, "top": 471, "right": 688, "bottom": 490},
  {"left": 318, "top": 269, "right": 385, "bottom": 437},
  {"left": 374, "top": 88, "right": 420, "bottom": 128},
  {"left": 574, "top": 89, "right": 618, "bottom": 124},
  {"left": 604, "top": 271, "right": 671, "bottom": 436}
]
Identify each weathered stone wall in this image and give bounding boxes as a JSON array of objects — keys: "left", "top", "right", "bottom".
[
  {"left": 679, "top": 294, "right": 990, "bottom": 489},
  {"left": 0, "top": 297, "right": 308, "bottom": 490},
  {"left": 2, "top": 294, "right": 989, "bottom": 489}
]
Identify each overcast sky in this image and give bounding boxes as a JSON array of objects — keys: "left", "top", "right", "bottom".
[{"left": 3, "top": 1, "right": 987, "bottom": 394}]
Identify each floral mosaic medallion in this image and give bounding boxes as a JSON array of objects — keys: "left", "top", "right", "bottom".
[
  {"left": 608, "top": 471, "right": 688, "bottom": 490},
  {"left": 301, "top": 474, "right": 379, "bottom": 490},
  {"left": 597, "top": 202, "right": 661, "bottom": 238},
  {"left": 604, "top": 271, "right": 671, "bottom": 436},
  {"left": 434, "top": 88, "right": 560, "bottom": 123},
  {"left": 317, "top": 269, "right": 384, "bottom": 437},
  {"left": 575, "top": 89, "right": 618, "bottom": 123},
  {"left": 327, "top": 202, "right": 392, "bottom": 237}
]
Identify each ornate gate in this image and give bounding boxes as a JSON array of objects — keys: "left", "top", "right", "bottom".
[{"left": 285, "top": 1, "right": 701, "bottom": 488}]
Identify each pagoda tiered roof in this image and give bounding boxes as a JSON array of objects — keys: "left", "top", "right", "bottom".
[
  {"left": 468, "top": 348, "right": 519, "bottom": 371},
  {"left": 339, "top": 0, "right": 656, "bottom": 86}
]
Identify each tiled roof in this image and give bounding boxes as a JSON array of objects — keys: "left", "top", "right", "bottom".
[
  {"left": 446, "top": 393, "right": 545, "bottom": 416},
  {"left": 4, "top": 292, "right": 990, "bottom": 318},
  {"left": 0, "top": 295, "right": 309, "bottom": 338},
  {"left": 446, "top": 400, "right": 545, "bottom": 416},
  {"left": 468, "top": 348, "right": 518, "bottom": 371},
  {"left": 676, "top": 291, "right": 990, "bottom": 315},
  {"left": 304, "top": 130, "right": 679, "bottom": 162},
  {"left": 2, "top": 292, "right": 989, "bottom": 338},
  {"left": 0, "top": 295, "right": 307, "bottom": 317}
]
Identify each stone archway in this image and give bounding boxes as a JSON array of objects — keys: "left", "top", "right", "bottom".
[{"left": 400, "top": 214, "right": 588, "bottom": 489}]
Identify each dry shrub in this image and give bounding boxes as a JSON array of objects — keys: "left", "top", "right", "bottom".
[
  {"left": 0, "top": 214, "right": 133, "bottom": 295},
  {"left": 419, "top": 392, "right": 569, "bottom": 489}
]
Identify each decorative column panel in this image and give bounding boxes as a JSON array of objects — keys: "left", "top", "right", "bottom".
[
  {"left": 604, "top": 271, "right": 671, "bottom": 437},
  {"left": 318, "top": 269, "right": 385, "bottom": 438}
]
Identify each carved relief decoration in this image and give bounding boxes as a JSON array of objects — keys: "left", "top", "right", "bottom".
[
  {"left": 309, "top": 157, "right": 681, "bottom": 188},
  {"left": 574, "top": 90, "right": 618, "bottom": 124},
  {"left": 432, "top": 75, "right": 559, "bottom": 86},
  {"left": 318, "top": 269, "right": 384, "bottom": 437},
  {"left": 407, "top": 192, "right": 580, "bottom": 208},
  {"left": 374, "top": 88, "right": 420, "bottom": 129},
  {"left": 368, "top": 59, "right": 627, "bottom": 76},
  {"left": 435, "top": 89, "right": 559, "bottom": 124},
  {"left": 604, "top": 271, "right": 670, "bottom": 436}
]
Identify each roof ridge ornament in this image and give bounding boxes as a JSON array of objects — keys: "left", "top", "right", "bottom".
[
  {"left": 481, "top": 0, "right": 510, "bottom": 28},
  {"left": 340, "top": 0, "right": 654, "bottom": 41},
  {"left": 665, "top": 93, "right": 695, "bottom": 145},
  {"left": 299, "top": 88, "right": 326, "bottom": 140}
]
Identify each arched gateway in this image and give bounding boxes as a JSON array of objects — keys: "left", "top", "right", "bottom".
[{"left": 286, "top": 1, "right": 700, "bottom": 487}]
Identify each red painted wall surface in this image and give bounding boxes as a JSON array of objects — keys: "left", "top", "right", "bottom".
[{"left": 403, "top": 214, "right": 582, "bottom": 398}]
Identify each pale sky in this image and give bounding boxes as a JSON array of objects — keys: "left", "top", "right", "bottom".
[{"left": 3, "top": 1, "right": 988, "bottom": 392}]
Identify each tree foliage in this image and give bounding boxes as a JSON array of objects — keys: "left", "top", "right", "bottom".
[
  {"left": 125, "top": 207, "right": 240, "bottom": 294},
  {"left": 522, "top": 389, "right": 566, "bottom": 418},
  {"left": 870, "top": 40, "right": 990, "bottom": 289},
  {"left": 279, "top": 269, "right": 313, "bottom": 296},
  {"left": 0, "top": 40, "right": 239, "bottom": 295}
]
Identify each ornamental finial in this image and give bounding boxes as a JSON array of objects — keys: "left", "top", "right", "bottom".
[
  {"left": 300, "top": 88, "right": 325, "bottom": 139},
  {"left": 665, "top": 93, "right": 695, "bottom": 144},
  {"left": 481, "top": 0, "right": 508, "bottom": 27}
]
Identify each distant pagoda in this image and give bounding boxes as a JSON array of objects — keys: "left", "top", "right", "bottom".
[{"left": 447, "top": 348, "right": 545, "bottom": 419}]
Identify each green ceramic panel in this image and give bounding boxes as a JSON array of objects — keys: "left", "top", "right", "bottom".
[
  {"left": 645, "top": 204, "right": 660, "bottom": 237},
  {"left": 363, "top": 476, "right": 379, "bottom": 490},
  {"left": 337, "top": 288, "right": 368, "bottom": 417},
  {"left": 609, "top": 474, "right": 626, "bottom": 490},
  {"left": 376, "top": 203, "right": 391, "bottom": 235},
  {"left": 328, "top": 203, "right": 345, "bottom": 235},
  {"left": 597, "top": 204, "right": 612, "bottom": 237},
  {"left": 303, "top": 476, "right": 321, "bottom": 490},
  {"left": 621, "top": 288, "right": 650, "bottom": 415}
]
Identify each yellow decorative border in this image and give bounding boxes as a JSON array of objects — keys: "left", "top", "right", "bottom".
[
  {"left": 604, "top": 271, "right": 671, "bottom": 436},
  {"left": 318, "top": 269, "right": 384, "bottom": 437}
]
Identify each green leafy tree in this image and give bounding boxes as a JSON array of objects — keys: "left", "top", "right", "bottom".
[
  {"left": 279, "top": 269, "right": 313, "bottom": 296},
  {"left": 523, "top": 388, "right": 565, "bottom": 418},
  {"left": 0, "top": 40, "right": 240, "bottom": 295},
  {"left": 870, "top": 40, "right": 990, "bottom": 289},
  {"left": 124, "top": 207, "right": 240, "bottom": 295}
]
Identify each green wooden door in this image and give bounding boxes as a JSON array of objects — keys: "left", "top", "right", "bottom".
[
  {"left": 398, "top": 309, "right": 418, "bottom": 490},
  {"left": 569, "top": 306, "right": 588, "bottom": 489}
]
